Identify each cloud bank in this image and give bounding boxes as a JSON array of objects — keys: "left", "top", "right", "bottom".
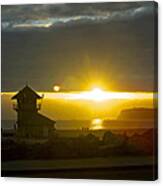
[{"left": 1, "top": 2, "right": 154, "bottom": 31}]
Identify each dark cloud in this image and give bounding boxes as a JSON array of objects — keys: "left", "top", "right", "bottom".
[
  {"left": 1, "top": 2, "right": 157, "bottom": 92},
  {"left": 1, "top": 2, "right": 154, "bottom": 31}
]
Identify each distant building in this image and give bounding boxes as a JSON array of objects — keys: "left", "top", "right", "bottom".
[{"left": 11, "top": 85, "right": 55, "bottom": 142}]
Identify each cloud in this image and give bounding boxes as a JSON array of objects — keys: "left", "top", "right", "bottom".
[{"left": 1, "top": 2, "right": 154, "bottom": 31}]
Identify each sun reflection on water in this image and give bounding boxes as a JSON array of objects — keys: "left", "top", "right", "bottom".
[{"left": 91, "top": 118, "right": 103, "bottom": 130}]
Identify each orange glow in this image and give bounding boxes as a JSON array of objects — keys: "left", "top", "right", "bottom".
[
  {"left": 57, "top": 88, "right": 154, "bottom": 102},
  {"left": 1, "top": 91, "right": 155, "bottom": 101},
  {"left": 1, "top": 91, "right": 156, "bottom": 120}
]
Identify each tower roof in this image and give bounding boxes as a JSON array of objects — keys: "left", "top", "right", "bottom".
[
  {"left": 30, "top": 113, "right": 55, "bottom": 126},
  {"left": 11, "top": 85, "right": 42, "bottom": 100}
]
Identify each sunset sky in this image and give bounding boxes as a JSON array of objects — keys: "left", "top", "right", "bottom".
[{"left": 1, "top": 1, "right": 156, "bottom": 92}]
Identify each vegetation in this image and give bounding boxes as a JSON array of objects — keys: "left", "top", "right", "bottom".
[{"left": 1, "top": 129, "right": 157, "bottom": 161}]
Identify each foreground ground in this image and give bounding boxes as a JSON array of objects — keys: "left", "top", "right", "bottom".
[{"left": 2, "top": 156, "right": 157, "bottom": 180}]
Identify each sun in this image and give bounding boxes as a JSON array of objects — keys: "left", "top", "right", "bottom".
[
  {"left": 92, "top": 88, "right": 104, "bottom": 95},
  {"left": 89, "top": 87, "right": 108, "bottom": 101},
  {"left": 74, "top": 87, "right": 109, "bottom": 102}
]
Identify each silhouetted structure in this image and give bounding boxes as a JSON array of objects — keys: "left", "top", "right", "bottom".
[{"left": 12, "top": 85, "right": 55, "bottom": 142}]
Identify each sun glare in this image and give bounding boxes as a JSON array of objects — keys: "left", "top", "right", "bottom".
[
  {"left": 43, "top": 87, "right": 154, "bottom": 102},
  {"left": 74, "top": 88, "right": 153, "bottom": 102},
  {"left": 75, "top": 87, "right": 114, "bottom": 102},
  {"left": 92, "top": 88, "right": 103, "bottom": 94},
  {"left": 89, "top": 88, "right": 107, "bottom": 101}
]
